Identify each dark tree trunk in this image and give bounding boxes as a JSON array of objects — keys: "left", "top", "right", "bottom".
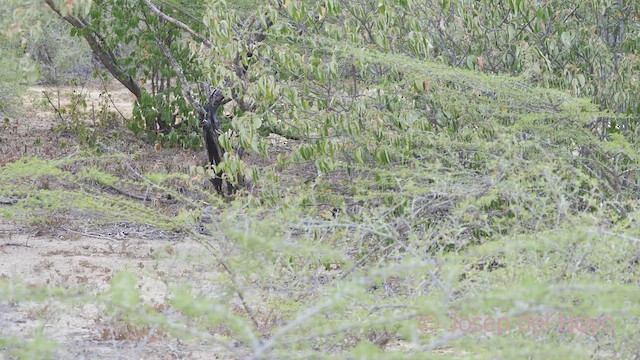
[{"left": 202, "top": 91, "right": 234, "bottom": 196}]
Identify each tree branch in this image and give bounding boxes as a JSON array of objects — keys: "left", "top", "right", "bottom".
[
  {"left": 141, "top": 0, "right": 215, "bottom": 49},
  {"left": 154, "top": 37, "right": 205, "bottom": 116},
  {"left": 43, "top": 0, "right": 142, "bottom": 99}
]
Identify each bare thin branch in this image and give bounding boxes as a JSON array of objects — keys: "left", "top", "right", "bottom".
[
  {"left": 43, "top": 0, "right": 142, "bottom": 99},
  {"left": 141, "top": 0, "right": 215, "bottom": 49},
  {"left": 154, "top": 37, "right": 205, "bottom": 116}
]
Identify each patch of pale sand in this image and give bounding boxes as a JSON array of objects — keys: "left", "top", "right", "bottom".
[
  {"left": 0, "top": 229, "right": 239, "bottom": 359},
  {"left": 0, "top": 235, "right": 190, "bottom": 300},
  {"left": 22, "top": 83, "right": 137, "bottom": 131}
]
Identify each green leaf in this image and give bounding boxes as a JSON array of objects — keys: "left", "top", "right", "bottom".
[
  {"left": 109, "top": 271, "right": 139, "bottom": 309},
  {"left": 355, "top": 147, "right": 364, "bottom": 164}
]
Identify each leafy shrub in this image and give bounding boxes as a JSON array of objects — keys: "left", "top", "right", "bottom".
[
  {"left": 0, "top": 43, "right": 28, "bottom": 117},
  {"left": 25, "top": 16, "right": 93, "bottom": 84}
]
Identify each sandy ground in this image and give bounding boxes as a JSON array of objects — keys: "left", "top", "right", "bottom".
[
  {"left": 28, "top": 83, "right": 137, "bottom": 123},
  {"left": 1, "top": 84, "right": 139, "bottom": 166},
  {"left": 0, "top": 221, "right": 239, "bottom": 359}
]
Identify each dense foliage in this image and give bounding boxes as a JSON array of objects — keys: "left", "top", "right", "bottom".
[
  {"left": 38, "top": 0, "right": 638, "bottom": 184},
  {"left": 1, "top": 0, "right": 640, "bottom": 359}
]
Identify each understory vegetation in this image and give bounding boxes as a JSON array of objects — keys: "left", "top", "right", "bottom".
[{"left": 1, "top": 0, "right": 640, "bottom": 359}]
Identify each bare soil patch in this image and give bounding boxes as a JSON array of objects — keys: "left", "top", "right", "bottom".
[
  {"left": 1, "top": 83, "right": 138, "bottom": 165},
  {"left": 0, "top": 220, "right": 236, "bottom": 359}
]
